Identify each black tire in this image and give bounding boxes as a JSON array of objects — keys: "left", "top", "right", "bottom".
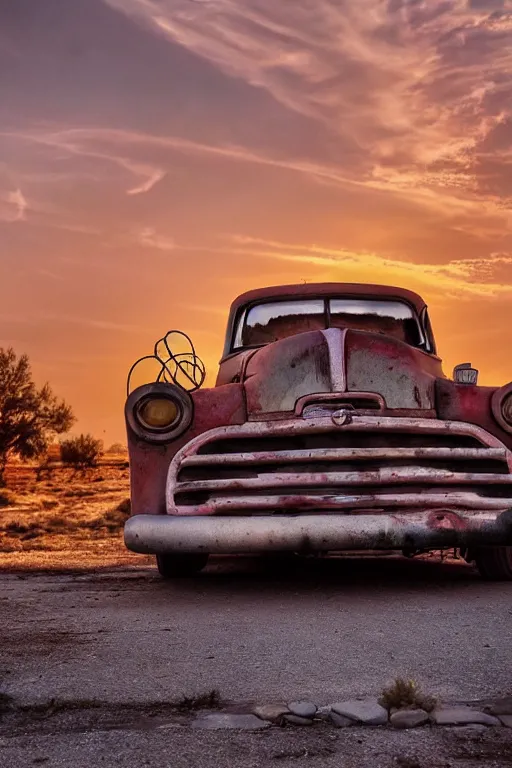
[
  {"left": 156, "top": 552, "right": 209, "bottom": 578},
  {"left": 473, "top": 546, "right": 512, "bottom": 581}
]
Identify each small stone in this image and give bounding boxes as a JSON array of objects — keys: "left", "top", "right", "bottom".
[
  {"left": 499, "top": 715, "right": 512, "bottom": 728},
  {"left": 253, "top": 704, "right": 288, "bottom": 723},
  {"left": 287, "top": 701, "right": 317, "bottom": 719},
  {"left": 390, "top": 709, "right": 430, "bottom": 729},
  {"left": 329, "top": 712, "right": 353, "bottom": 728},
  {"left": 192, "top": 713, "right": 270, "bottom": 730},
  {"left": 451, "top": 725, "right": 487, "bottom": 737},
  {"left": 283, "top": 714, "right": 314, "bottom": 726},
  {"left": 331, "top": 699, "right": 388, "bottom": 726},
  {"left": 432, "top": 707, "right": 501, "bottom": 727},
  {"left": 316, "top": 705, "right": 332, "bottom": 721}
]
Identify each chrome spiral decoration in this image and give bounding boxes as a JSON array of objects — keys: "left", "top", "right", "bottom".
[{"left": 127, "top": 330, "right": 206, "bottom": 396}]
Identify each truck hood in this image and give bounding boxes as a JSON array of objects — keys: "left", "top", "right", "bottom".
[{"left": 242, "top": 328, "right": 444, "bottom": 416}]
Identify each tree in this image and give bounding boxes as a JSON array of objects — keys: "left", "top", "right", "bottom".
[
  {"left": 0, "top": 347, "right": 75, "bottom": 485},
  {"left": 60, "top": 434, "right": 103, "bottom": 468},
  {"left": 105, "top": 442, "right": 126, "bottom": 455}
]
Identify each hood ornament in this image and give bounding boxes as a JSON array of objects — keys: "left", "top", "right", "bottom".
[{"left": 331, "top": 408, "right": 354, "bottom": 427}]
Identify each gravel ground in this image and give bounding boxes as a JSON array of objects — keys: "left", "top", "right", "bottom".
[{"left": 2, "top": 718, "right": 512, "bottom": 768}]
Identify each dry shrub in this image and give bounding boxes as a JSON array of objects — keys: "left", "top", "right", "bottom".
[
  {"left": 176, "top": 689, "right": 221, "bottom": 712},
  {"left": 105, "top": 443, "right": 127, "bottom": 455},
  {"left": 380, "top": 678, "right": 436, "bottom": 713},
  {"left": 0, "top": 489, "right": 17, "bottom": 507},
  {"left": 3, "top": 516, "right": 79, "bottom": 538},
  {"left": 84, "top": 499, "right": 131, "bottom": 534},
  {"left": 60, "top": 434, "right": 103, "bottom": 468}
]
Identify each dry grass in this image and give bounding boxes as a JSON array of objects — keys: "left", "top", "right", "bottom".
[
  {"left": 0, "top": 457, "right": 152, "bottom": 571},
  {"left": 379, "top": 678, "right": 437, "bottom": 713},
  {"left": 0, "top": 489, "right": 17, "bottom": 507},
  {"left": 175, "top": 689, "right": 222, "bottom": 712}
]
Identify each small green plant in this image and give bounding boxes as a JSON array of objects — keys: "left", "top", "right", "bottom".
[
  {"left": 60, "top": 434, "right": 103, "bottom": 468},
  {"left": 175, "top": 689, "right": 221, "bottom": 712},
  {"left": 380, "top": 678, "right": 436, "bottom": 713}
]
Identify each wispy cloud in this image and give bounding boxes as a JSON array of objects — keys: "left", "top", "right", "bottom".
[
  {"left": 5, "top": 125, "right": 511, "bottom": 231},
  {"left": 0, "top": 187, "right": 27, "bottom": 221},
  {"left": 126, "top": 166, "right": 166, "bottom": 195},
  {"left": 40, "top": 313, "right": 146, "bottom": 333},
  {"left": 104, "top": 0, "right": 512, "bottom": 209},
  {"left": 224, "top": 234, "right": 512, "bottom": 298},
  {"left": 138, "top": 226, "right": 175, "bottom": 250},
  {"left": 1, "top": 129, "right": 167, "bottom": 198}
]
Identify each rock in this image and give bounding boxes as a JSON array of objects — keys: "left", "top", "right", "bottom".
[
  {"left": 191, "top": 713, "right": 270, "bottom": 730},
  {"left": 316, "top": 705, "right": 332, "bottom": 721},
  {"left": 432, "top": 707, "right": 501, "bottom": 727},
  {"left": 283, "top": 714, "right": 314, "bottom": 726},
  {"left": 499, "top": 715, "right": 512, "bottom": 728},
  {"left": 390, "top": 709, "right": 430, "bottom": 729},
  {"left": 331, "top": 699, "right": 388, "bottom": 726},
  {"left": 486, "top": 697, "right": 512, "bottom": 716},
  {"left": 253, "top": 704, "right": 288, "bottom": 723},
  {"left": 329, "top": 712, "right": 353, "bottom": 728},
  {"left": 287, "top": 701, "right": 317, "bottom": 719}
]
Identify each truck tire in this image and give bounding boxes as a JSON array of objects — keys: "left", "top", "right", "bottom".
[
  {"left": 473, "top": 546, "right": 512, "bottom": 581},
  {"left": 156, "top": 553, "right": 209, "bottom": 578}
]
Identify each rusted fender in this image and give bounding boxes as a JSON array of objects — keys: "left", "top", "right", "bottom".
[{"left": 127, "top": 383, "right": 245, "bottom": 516}]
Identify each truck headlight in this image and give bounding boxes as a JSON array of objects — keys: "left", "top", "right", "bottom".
[
  {"left": 126, "top": 384, "right": 193, "bottom": 443},
  {"left": 491, "top": 384, "right": 512, "bottom": 433},
  {"left": 501, "top": 393, "right": 512, "bottom": 427},
  {"left": 137, "top": 398, "right": 179, "bottom": 430}
]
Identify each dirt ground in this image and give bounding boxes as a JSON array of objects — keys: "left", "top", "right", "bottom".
[{"left": 0, "top": 457, "right": 153, "bottom": 571}]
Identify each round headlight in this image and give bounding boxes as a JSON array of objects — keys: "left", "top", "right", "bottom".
[
  {"left": 491, "top": 383, "right": 512, "bottom": 433},
  {"left": 126, "top": 383, "right": 194, "bottom": 443},
  {"left": 502, "top": 393, "right": 512, "bottom": 426},
  {"left": 138, "top": 397, "right": 179, "bottom": 429}
]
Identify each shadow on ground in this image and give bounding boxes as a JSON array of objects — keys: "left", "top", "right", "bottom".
[{"left": 171, "top": 553, "right": 481, "bottom": 590}]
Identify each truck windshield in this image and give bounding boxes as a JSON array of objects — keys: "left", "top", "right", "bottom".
[{"left": 234, "top": 298, "right": 425, "bottom": 349}]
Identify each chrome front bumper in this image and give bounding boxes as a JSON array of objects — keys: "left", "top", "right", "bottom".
[{"left": 124, "top": 509, "right": 512, "bottom": 554}]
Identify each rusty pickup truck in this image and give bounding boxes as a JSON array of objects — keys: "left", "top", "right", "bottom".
[{"left": 124, "top": 283, "right": 512, "bottom": 579}]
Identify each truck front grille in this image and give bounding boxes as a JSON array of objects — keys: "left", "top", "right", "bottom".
[{"left": 168, "top": 416, "right": 512, "bottom": 515}]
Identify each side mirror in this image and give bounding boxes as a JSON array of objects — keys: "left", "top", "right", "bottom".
[{"left": 453, "top": 363, "right": 479, "bottom": 385}]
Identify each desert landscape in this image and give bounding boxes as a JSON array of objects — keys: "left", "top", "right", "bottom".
[{"left": 0, "top": 451, "right": 153, "bottom": 572}]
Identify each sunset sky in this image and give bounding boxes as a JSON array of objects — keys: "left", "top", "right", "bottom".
[{"left": 1, "top": 0, "right": 511, "bottom": 444}]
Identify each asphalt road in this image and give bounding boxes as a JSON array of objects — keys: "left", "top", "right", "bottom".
[
  {"left": 3, "top": 555, "right": 512, "bottom": 705},
  {"left": 1, "top": 555, "right": 512, "bottom": 767}
]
